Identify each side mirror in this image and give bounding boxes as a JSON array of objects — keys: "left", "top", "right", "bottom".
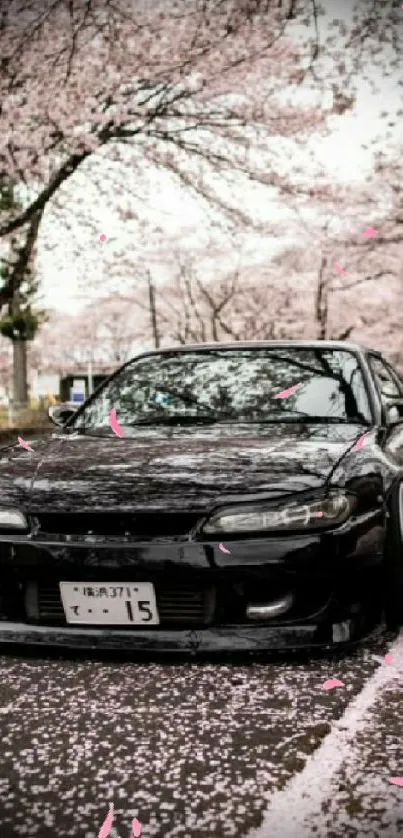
[{"left": 48, "top": 404, "right": 77, "bottom": 427}]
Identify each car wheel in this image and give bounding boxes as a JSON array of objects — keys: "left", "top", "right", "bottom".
[{"left": 383, "top": 482, "right": 403, "bottom": 629}]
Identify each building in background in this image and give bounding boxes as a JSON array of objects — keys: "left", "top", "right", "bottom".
[
  {"left": 59, "top": 371, "right": 111, "bottom": 403},
  {"left": 31, "top": 363, "right": 116, "bottom": 404}
]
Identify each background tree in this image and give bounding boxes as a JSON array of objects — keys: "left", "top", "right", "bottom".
[
  {"left": 0, "top": 0, "right": 325, "bottom": 238},
  {"left": 32, "top": 301, "right": 141, "bottom": 376},
  {"left": 2, "top": 0, "right": 402, "bottom": 298},
  {"left": 2, "top": 1, "right": 403, "bottom": 388}
]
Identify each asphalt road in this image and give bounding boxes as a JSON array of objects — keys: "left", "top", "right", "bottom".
[{"left": 0, "top": 629, "right": 400, "bottom": 838}]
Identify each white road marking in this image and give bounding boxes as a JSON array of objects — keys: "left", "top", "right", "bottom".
[{"left": 248, "top": 632, "right": 403, "bottom": 838}]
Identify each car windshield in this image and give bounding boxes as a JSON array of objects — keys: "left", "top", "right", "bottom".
[{"left": 70, "top": 347, "right": 373, "bottom": 435}]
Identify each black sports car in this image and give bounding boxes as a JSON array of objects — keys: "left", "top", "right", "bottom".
[{"left": 0, "top": 340, "right": 403, "bottom": 654}]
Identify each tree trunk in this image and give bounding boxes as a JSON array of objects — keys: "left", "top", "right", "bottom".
[
  {"left": 10, "top": 285, "right": 29, "bottom": 409},
  {"left": 12, "top": 340, "right": 28, "bottom": 409}
]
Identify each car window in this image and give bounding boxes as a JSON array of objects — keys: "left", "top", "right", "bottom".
[
  {"left": 367, "top": 355, "right": 402, "bottom": 399},
  {"left": 71, "top": 347, "right": 373, "bottom": 435}
]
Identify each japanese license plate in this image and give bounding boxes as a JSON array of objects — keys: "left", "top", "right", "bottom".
[{"left": 59, "top": 582, "right": 160, "bottom": 625}]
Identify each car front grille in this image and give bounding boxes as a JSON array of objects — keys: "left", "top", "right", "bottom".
[
  {"left": 31, "top": 512, "right": 203, "bottom": 540},
  {"left": 27, "top": 581, "right": 215, "bottom": 627}
]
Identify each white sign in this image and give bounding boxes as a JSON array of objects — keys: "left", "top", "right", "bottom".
[{"left": 33, "top": 374, "right": 60, "bottom": 398}]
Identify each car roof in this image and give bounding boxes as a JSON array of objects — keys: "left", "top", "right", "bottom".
[{"left": 140, "top": 340, "right": 377, "bottom": 355}]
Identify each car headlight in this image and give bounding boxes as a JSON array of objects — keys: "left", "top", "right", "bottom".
[
  {"left": 0, "top": 509, "right": 29, "bottom": 532},
  {"left": 202, "top": 491, "right": 356, "bottom": 534}
]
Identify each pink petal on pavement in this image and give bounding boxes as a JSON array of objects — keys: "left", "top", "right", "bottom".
[
  {"left": 98, "top": 804, "right": 114, "bottom": 838},
  {"left": 17, "top": 436, "right": 35, "bottom": 453},
  {"left": 273, "top": 383, "right": 302, "bottom": 399},
  {"left": 334, "top": 261, "right": 346, "bottom": 274},
  {"left": 218, "top": 543, "right": 231, "bottom": 554},
  {"left": 109, "top": 408, "right": 124, "bottom": 438},
  {"left": 390, "top": 777, "right": 403, "bottom": 787},
  {"left": 132, "top": 818, "right": 142, "bottom": 837},
  {"left": 384, "top": 654, "right": 393, "bottom": 664},
  {"left": 322, "top": 678, "right": 345, "bottom": 690},
  {"left": 363, "top": 227, "right": 377, "bottom": 238}
]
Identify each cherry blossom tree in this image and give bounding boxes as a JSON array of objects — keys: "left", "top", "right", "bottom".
[
  {"left": 1, "top": 0, "right": 402, "bottom": 392},
  {"left": 0, "top": 0, "right": 319, "bottom": 239},
  {"left": 32, "top": 301, "right": 142, "bottom": 375},
  {"left": 95, "top": 239, "right": 313, "bottom": 347},
  {"left": 1, "top": 0, "right": 402, "bottom": 309},
  {"left": 330, "top": 151, "right": 403, "bottom": 270},
  {"left": 68, "top": 162, "right": 403, "bottom": 357},
  {"left": 270, "top": 201, "right": 403, "bottom": 356},
  {"left": 0, "top": 0, "right": 330, "bottom": 339},
  {"left": 155, "top": 254, "right": 309, "bottom": 344}
]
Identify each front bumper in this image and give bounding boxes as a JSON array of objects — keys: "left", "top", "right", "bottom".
[
  {"left": 0, "top": 617, "right": 381, "bottom": 654},
  {"left": 0, "top": 508, "right": 385, "bottom": 652}
]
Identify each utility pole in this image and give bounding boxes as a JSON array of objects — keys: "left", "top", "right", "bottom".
[{"left": 147, "top": 269, "right": 160, "bottom": 348}]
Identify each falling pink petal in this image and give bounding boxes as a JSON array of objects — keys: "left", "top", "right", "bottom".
[
  {"left": 109, "top": 409, "right": 124, "bottom": 438},
  {"left": 322, "top": 678, "right": 345, "bottom": 690},
  {"left": 314, "top": 511, "right": 324, "bottom": 518},
  {"left": 132, "top": 818, "right": 142, "bottom": 837},
  {"left": 390, "top": 777, "right": 403, "bottom": 787},
  {"left": 98, "top": 804, "right": 114, "bottom": 838},
  {"left": 273, "top": 383, "right": 302, "bottom": 399},
  {"left": 100, "top": 233, "right": 107, "bottom": 241},
  {"left": 352, "top": 432, "right": 370, "bottom": 452},
  {"left": 219, "top": 543, "right": 231, "bottom": 554},
  {"left": 363, "top": 227, "right": 377, "bottom": 238},
  {"left": 384, "top": 654, "right": 393, "bottom": 665},
  {"left": 334, "top": 261, "right": 346, "bottom": 274},
  {"left": 17, "top": 436, "right": 35, "bottom": 453}
]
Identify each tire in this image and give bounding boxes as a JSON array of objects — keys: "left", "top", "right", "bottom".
[{"left": 383, "top": 482, "right": 403, "bottom": 629}]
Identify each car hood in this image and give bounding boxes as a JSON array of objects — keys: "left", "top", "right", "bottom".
[{"left": 0, "top": 423, "right": 366, "bottom": 514}]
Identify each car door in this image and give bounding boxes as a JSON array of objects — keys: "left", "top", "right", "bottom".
[{"left": 367, "top": 352, "right": 403, "bottom": 465}]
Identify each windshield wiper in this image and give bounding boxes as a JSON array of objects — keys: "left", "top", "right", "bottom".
[
  {"left": 71, "top": 414, "right": 370, "bottom": 432},
  {"left": 264, "top": 413, "right": 371, "bottom": 425},
  {"left": 129, "top": 414, "right": 369, "bottom": 427},
  {"left": 125, "top": 414, "right": 229, "bottom": 426}
]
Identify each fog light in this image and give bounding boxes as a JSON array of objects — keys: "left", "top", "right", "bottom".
[{"left": 246, "top": 592, "right": 294, "bottom": 620}]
